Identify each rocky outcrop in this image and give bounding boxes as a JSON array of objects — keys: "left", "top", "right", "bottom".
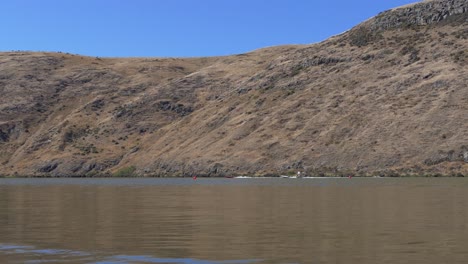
[
  {"left": 370, "top": 0, "right": 467, "bottom": 31},
  {"left": 349, "top": 0, "right": 467, "bottom": 47},
  {"left": 0, "top": 122, "right": 22, "bottom": 143}
]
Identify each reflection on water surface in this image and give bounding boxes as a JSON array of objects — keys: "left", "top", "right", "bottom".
[{"left": 0, "top": 178, "right": 467, "bottom": 263}]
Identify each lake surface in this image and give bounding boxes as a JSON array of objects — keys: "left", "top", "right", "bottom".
[{"left": 0, "top": 177, "right": 467, "bottom": 264}]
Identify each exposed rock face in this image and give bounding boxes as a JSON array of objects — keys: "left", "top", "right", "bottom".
[
  {"left": 0, "top": 0, "right": 467, "bottom": 177},
  {"left": 0, "top": 122, "right": 22, "bottom": 143},
  {"left": 370, "top": 0, "right": 467, "bottom": 31}
]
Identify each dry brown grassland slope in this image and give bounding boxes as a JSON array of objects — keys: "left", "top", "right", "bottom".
[{"left": 0, "top": 0, "right": 467, "bottom": 177}]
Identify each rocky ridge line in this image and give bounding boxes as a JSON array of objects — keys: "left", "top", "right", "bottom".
[{"left": 369, "top": 0, "right": 467, "bottom": 31}]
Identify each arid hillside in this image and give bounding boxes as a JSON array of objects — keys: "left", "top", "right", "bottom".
[{"left": 1, "top": 0, "right": 467, "bottom": 177}]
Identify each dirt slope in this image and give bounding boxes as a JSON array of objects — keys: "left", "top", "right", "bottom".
[{"left": 1, "top": 0, "right": 467, "bottom": 177}]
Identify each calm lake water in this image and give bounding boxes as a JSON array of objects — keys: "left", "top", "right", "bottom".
[{"left": 0, "top": 177, "right": 467, "bottom": 264}]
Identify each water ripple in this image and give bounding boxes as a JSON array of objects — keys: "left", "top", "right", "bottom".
[
  {"left": 0, "top": 244, "right": 261, "bottom": 264},
  {"left": 94, "top": 254, "right": 260, "bottom": 264}
]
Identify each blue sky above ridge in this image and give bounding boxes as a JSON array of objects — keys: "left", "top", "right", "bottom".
[{"left": 1, "top": 0, "right": 420, "bottom": 57}]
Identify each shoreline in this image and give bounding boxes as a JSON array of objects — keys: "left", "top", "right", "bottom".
[{"left": 0, "top": 173, "right": 465, "bottom": 179}]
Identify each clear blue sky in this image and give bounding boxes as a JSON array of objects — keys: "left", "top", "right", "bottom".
[{"left": 1, "top": 0, "right": 420, "bottom": 57}]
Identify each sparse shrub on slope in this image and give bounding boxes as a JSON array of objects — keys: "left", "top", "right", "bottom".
[{"left": 114, "top": 166, "right": 137, "bottom": 177}]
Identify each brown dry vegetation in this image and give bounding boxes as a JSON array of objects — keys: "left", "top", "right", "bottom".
[{"left": 1, "top": 0, "right": 467, "bottom": 177}]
